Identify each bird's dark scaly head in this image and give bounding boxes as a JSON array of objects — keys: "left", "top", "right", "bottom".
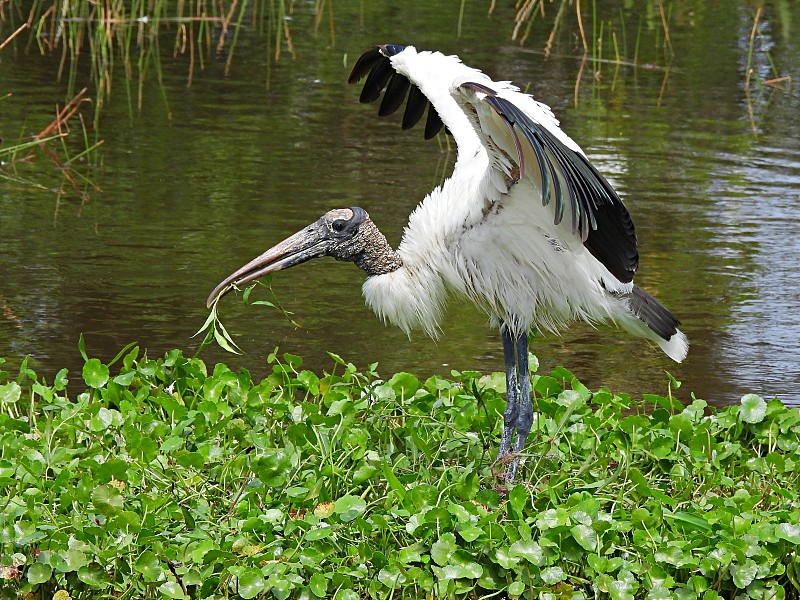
[{"left": 206, "top": 207, "right": 373, "bottom": 308}]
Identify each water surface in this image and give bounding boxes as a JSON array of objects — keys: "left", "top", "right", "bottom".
[{"left": 1, "top": 1, "right": 798, "bottom": 406}]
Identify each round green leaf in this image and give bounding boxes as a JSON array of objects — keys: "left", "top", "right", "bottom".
[
  {"left": 431, "top": 533, "right": 457, "bottom": 566},
  {"left": 54, "top": 368, "right": 69, "bottom": 390},
  {"left": 27, "top": 562, "right": 52, "bottom": 585},
  {"left": 352, "top": 463, "right": 378, "bottom": 484},
  {"left": 398, "top": 545, "right": 423, "bottom": 565},
  {"left": 63, "top": 549, "right": 89, "bottom": 572},
  {"left": 495, "top": 546, "right": 520, "bottom": 569},
  {"left": 508, "top": 581, "right": 525, "bottom": 596},
  {"left": 91, "top": 484, "right": 124, "bottom": 516},
  {"left": 158, "top": 580, "right": 188, "bottom": 599},
  {"left": 160, "top": 436, "right": 184, "bottom": 453},
  {"left": 378, "top": 564, "right": 407, "bottom": 588},
  {"left": 608, "top": 575, "right": 636, "bottom": 600},
  {"left": 334, "top": 494, "right": 366, "bottom": 522},
  {"left": 38, "top": 551, "right": 68, "bottom": 573},
  {"left": 456, "top": 526, "right": 482, "bottom": 542},
  {"left": 731, "top": 559, "right": 758, "bottom": 589},
  {"left": 235, "top": 568, "right": 265, "bottom": 599},
  {"left": 509, "top": 539, "right": 544, "bottom": 565},
  {"left": 455, "top": 562, "right": 482, "bottom": 579},
  {"left": 508, "top": 484, "right": 529, "bottom": 512},
  {"left": 647, "top": 585, "right": 673, "bottom": 599},
  {"left": 776, "top": 522, "right": 800, "bottom": 544},
  {"left": 90, "top": 407, "right": 115, "bottom": 432},
  {"left": 95, "top": 458, "right": 129, "bottom": 482},
  {"left": 434, "top": 562, "right": 483, "bottom": 581},
  {"left": 77, "top": 563, "right": 109, "bottom": 587},
  {"left": 134, "top": 550, "right": 163, "bottom": 582},
  {"left": 739, "top": 394, "right": 767, "bottom": 423},
  {"left": 0, "top": 381, "right": 21, "bottom": 404},
  {"left": 571, "top": 523, "right": 598, "bottom": 551},
  {"left": 305, "top": 526, "right": 332, "bottom": 541},
  {"left": 309, "top": 573, "right": 328, "bottom": 597},
  {"left": 253, "top": 449, "right": 292, "bottom": 487},
  {"left": 83, "top": 359, "right": 110, "bottom": 389},
  {"left": 113, "top": 370, "right": 135, "bottom": 386},
  {"left": 541, "top": 566, "right": 566, "bottom": 585}
]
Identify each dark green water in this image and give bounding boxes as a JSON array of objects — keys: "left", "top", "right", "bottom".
[{"left": 1, "top": 1, "right": 798, "bottom": 406}]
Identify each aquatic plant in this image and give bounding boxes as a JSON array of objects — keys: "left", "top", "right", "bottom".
[
  {"left": 0, "top": 0, "right": 295, "bottom": 122},
  {"left": 0, "top": 344, "right": 797, "bottom": 598},
  {"left": 0, "top": 88, "right": 101, "bottom": 201}
]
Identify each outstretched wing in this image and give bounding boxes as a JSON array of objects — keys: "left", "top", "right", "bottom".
[
  {"left": 458, "top": 82, "right": 638, "bottom": 284},
  {"left": 348, "top": 44, "right": 448, "bottom": 140},
  {"left": 348, "top": 44, "right": 638, "bottom": 284}
]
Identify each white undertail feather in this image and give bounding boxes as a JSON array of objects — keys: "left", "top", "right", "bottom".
[
  {"left": 360, "top": 46, "right": 688, "bottom": 363},
  {"left": 615, "top": 308, "right": 689, "bottom": 363},
  {"left": 655, "top": 327, "right": 689, "bottom": 362}
]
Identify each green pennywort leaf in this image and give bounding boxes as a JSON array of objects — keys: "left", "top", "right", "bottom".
[
  {"left": 571, "top": 523, "right": 598, "bottom": 551},
  {"left": 91, "top": 484, "right": 124, "bottom": 516},
  {"left": 776, "top": 522, "right": 800, "bottom": 544},
  {"left": 0, "top": 381, "right": 21, "bottom": 404},
  {"left": 739, "top": 394, "right": 767, "bottom": 423},
  {"left": 26, "top": 562, "right": 52, "bottom": 585},
  {"left": 82, "top": 358, "right": 109, "bottom": 389},
  {"left": 431, "top": 533, "right": 458, "bottom": 566}
]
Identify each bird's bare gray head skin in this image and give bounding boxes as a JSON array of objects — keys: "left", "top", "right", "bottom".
[{"left": 206, "top": 206, "right": 402, "bottom": 308}]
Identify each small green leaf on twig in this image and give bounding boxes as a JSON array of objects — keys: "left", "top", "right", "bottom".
[
  {"left": 195, "top": 277, "right": 299, "bottom": 355},
  {"left": 245, "top": 276, "right": 301, "bottom": 329},
  {"left": 193, "top": 295, "right": 243, "bottom": 355}
]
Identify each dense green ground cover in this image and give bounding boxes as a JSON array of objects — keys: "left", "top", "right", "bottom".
[{"left": 0, "top": 346, "right": 798, "bottom": 599}]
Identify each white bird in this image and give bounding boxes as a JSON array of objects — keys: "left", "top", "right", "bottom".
[{"left": 207, "top": 44, "right": 688, "bottom": 482}]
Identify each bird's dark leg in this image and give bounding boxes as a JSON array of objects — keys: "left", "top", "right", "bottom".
[
  {"left": 495, "top": 328, "right": 533, "bottom": 483},
  {"left": 496, "top": 324, "right": 519, "bottom": 460},
  {"left": 513, "top": 332, "right": 533, "bottom": 452}
]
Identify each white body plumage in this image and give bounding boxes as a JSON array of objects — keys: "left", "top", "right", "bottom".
[{"left": 359, "top": 46, "right": 688, "bottom": 362}]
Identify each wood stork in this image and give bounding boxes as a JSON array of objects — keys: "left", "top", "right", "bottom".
[{"left": 207, "top": 44, "right": 688, "bottom": 482}]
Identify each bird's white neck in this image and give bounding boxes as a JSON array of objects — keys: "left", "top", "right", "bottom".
[
  {"left": 360, "top": 152, "right": 494, "bottom": 339},
  {"left": 361, "top": 250, "right": 448, "bottom": 339}
]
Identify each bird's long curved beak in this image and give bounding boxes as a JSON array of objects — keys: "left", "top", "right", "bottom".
[{"left": 206, "top": 222, "right": 330, "bottom": 308}]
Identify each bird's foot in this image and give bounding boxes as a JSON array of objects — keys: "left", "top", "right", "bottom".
[
  {"left": 491, "top": 448, "right": 524, "bottom": 487},
  {"left": 505, "top": 456, "right": 521, "bottom": 484}
]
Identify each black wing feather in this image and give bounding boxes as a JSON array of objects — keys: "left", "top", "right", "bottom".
[
  {"left": 473, "top": 89, "right": 638, "bottom": 283},
  {"left": 379, "top": 72, "right": 410, "bottom": 117},
  {"left": 349, "top": 44, "right": 446, "bottom": 142},
  {"left": 402, "top": 86, "right": 428, "bottom": 130},
  {"left": 347, "top": 46, "right": 638, "bottom": 283},
  {"left": 424, "top": 104, "right": 444, "bottom": 139},
  {"left": 347, "top": 47, "right": 383, "bottom": 84},
  {"left": 359, "top": 58, "right": 394, "bottom": 104}
]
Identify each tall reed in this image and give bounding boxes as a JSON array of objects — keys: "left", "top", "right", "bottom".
[{"left": 0, "top": 0, "right": 295, "bottom": 126}]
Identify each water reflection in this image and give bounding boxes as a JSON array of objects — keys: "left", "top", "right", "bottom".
[{"left": 0, "top": 1, "right": 798, "bottom": 407}]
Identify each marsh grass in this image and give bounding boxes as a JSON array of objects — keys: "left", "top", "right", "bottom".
[
  {"left": 744, "top": 4, "right": 793, "bottom": 134},
  {"left": 508, "top": 0, "right": 793, "bottom": 119},
  {"left": 3, "top": 1, "right": 793, "bottom": 135},
  {"left": 0, "top": 344, "right": 798, "bottom": 598},
  {"left": 0, "top": 87, "right": 101, "bottom": 207},
  {"left": 506, "top": 0, "right": 676, "bottom": 68},
  {"left": 0, "top": 0, "right": 302, "bottom": 203},
  {"left": 0, "top": 0, "right": 296, "bottom": 124}
]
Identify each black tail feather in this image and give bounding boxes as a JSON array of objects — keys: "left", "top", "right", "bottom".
[{"left": 627, "top": 285, "right": 681, "bottom": 341}]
